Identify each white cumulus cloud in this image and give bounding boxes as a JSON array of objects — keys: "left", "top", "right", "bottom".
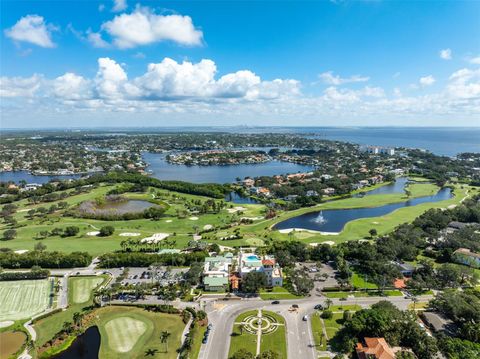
[
  {"left": 100, "top": 7, "right": 203, "bottom": 48},
  {"left": 4, "top": 15, "right": 56, "bottom": 48},
  {"left": 419, "top": 75, "right": 436, "bottom": 87},
  {"left": 112, "top": 0, "right": 127, "bottom": 12},
  {"left": 319, "top": 71, "right": 369, "bottom": 85},
  {"left": 439, "top": 48, "right": 452, "bottom": 60},
  {"left": 0, "top": 74, "right": 43, "bottom": 97}
]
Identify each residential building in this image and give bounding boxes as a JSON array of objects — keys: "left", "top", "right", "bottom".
[
  {"left": 355, "top": 337, "right": 405, "bottom": 359},
  {"left": 421, "top": 312, "right": 457, "bottom": 336},
  {"left": 203, "top": 255, "right": 232, "bottom": 291},
  {"left": 238, "top": 251, "right": 283, "bottom": 287}
]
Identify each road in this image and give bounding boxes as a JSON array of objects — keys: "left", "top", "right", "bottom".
[{"left": 198, "top": 294, "right": 433, "bottom": 359}]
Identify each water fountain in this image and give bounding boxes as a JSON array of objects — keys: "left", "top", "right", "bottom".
[{"left": 313, "top": 211, "right": 326, "bottom": 224}]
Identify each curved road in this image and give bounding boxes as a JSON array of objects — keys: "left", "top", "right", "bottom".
[{"left": 198, "top": 294, "right": 432, "bottom": 359}]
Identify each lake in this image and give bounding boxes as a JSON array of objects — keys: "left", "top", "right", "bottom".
[
  {"left": 298, "top": 127, "right": 480, "bottom": 157},
  {"left": 51, "top": 326, "right": 100, "bottom": 359},
  {"left": 0, "top": 170, "right": 82, "bottom": 184},
  {"left": 273, "top": 187, "right": 452, "bottom": 233},
  {"left": 143, "top": 152, "right": 314, "bottom": 184}
]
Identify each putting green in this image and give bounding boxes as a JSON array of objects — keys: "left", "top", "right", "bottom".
[
  {"left": 0, "top": 279, "right": 52, "bottom": 321},
  {"left": 71, "top": 277, "right": 104, "bottom": 304},
  {"left": 104, "top": 316, "right": 148, "bottom": 353}
]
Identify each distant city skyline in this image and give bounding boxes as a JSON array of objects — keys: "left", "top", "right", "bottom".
[{"left": 1, "top": 0, "right": 479, "bottom": 128}]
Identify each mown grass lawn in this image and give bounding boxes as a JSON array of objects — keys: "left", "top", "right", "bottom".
[
  {"left": 259, "top": 311, "right": 287, "bottom": 358},
  {"left": 228, "top": 310, "right": 287, "bottom": 359},
  {"left": 310, "top": 312, "right": 326, "bottom": 350},
  {"left": 94, "top": 306, "right": 184, "bottom": 359},
  {"left": 259, "top": 287, "right": 302, "bottom": 300},
  {"left": 189, "top": 324, "right": 207, "bottom": 359},
  {"left": 351, "top": 273, "right": 378, "bottom": 289},
  {"left": 228, "top": 310, "right": 258, "bottom": 358},
  {"left": 34, "top": 275, "right": 108, "bottom": 347}
]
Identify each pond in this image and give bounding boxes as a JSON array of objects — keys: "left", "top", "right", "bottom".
[
  {"left": 224, "top": 191, "right": 260, "bottom": 204},
  {"left": 51, "top": 326, "right": 100, "bottom": 359},
  {"left": 358, "top": 177, "right": 408, "bottom": 196},
  {"left": 99, "top": 199, "right": 156, "bottom": 214},
  {"left": 78, "top": 199, "right": 157, "bottom": 216},
  {"left": 273, "top": 187, "right": 452, "bottom": 233},
  {"left": 143, "top": 152, "right": 314, "bottom": 184}
]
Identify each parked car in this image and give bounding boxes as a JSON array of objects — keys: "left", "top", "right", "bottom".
[
  {"left": 302, "top": 315, "right": 308, "bottom": 321},
  {"left": 292, "top": 304, "right": 299, "bottom": 308},
  {"left": 271, "top": 300, "right": 280, "bottom": 305},
  {"left": 314, "top": 304, "right": 324, "bottom": 310}
]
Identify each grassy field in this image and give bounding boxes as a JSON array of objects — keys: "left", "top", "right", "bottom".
[
  {"left": 0, "top": 184, "right": 266, "bottom": 255},
  {"left": 71, "top": 277, "right": 104, "bottom": 304},
  {"left": 190, "top": 324, "right": 207, "bottom": 359},
  {"left": 34, "top": 275, "right": 108, "bottom": 347},
  {"left": 259, "top": 311, "right": 287, "bottom": 358},
  {"left": 229, "top": 310, "right": 287, "bottom": 358},
  {"left": 229, "top": 310, "right": 258, "bottom": 357},
  {"left": 350, "top": 273, "right": 379, "bottom": 289},
  {"left": 93, "top": 306, "right": 184, "bottom": 359},
  {"left": 259, "top": 287, "right": 302, "bottom": 300},
  {"left": 0, "top": 279, "right": 52, "bottom": 321},
  {"left": 1, "top": 181, "right": 476, "bottom": 255}
]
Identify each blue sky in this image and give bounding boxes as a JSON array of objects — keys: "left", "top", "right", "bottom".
[{"left": 1, "top": 0, "right": 479, "bottom": 128}]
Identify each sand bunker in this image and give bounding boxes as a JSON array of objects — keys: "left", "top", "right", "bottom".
[
  {"left": 86, "top": 231, "right": 100, "bottom": 236},
  {"left": 227, "top": 206, "right": 246, "bottom": 213},
  {"left": 165, "top": 220, "right": 173, "bottom": 223},
  {"left": 140, "top": 233, "right": 169, "bottom": 243},
  {"left": 203, "top": 224, "right": 213, "bottom": 230},
  {"left": 14, "top": 249, "right": 29, "bottom": 254},
  {"left": 189, "top": 217, "right": 199, "bottom": 221},
  {"left": 0, "top": 320, "right": 14, "bottom": 328},
  {"left": 119, "top": 232, "right": 140, "bottom": 237}
]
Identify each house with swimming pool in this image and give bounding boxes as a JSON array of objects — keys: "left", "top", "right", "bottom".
[{"left": 238, "top": 251, "right": 283, "bottom": 287}]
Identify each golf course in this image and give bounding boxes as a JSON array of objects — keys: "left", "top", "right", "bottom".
[{"left": 94, "top": 306, "right": 184, "bottom": 359}]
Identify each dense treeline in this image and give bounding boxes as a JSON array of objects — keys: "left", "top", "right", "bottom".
[
  {"left": 332, "top": 301, "right": 438, "bottom": 359},
  {"left": 0, "top": 250, "right": 92, "bottom": 268},
  {"left": 97, "top": 251, "right": 208, "bottom": 268},
  {"left": 0, "top": 268, "right": 50, "bottom": 280},
  {"left": 0, "top": 171, "right": 230, "bottom": 204}
]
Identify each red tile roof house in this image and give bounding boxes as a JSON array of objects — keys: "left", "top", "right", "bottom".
[{"left": 356, "top": 337, "right": 410, "bottom": 359}]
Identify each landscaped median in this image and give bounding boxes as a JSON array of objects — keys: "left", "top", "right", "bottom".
[{"left": 228, "top": 310, "right": 287, "bottom": 359}]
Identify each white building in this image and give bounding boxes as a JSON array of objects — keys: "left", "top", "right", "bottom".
[{"left": 238, "top": 251, "right": 283, "bottom": 287}]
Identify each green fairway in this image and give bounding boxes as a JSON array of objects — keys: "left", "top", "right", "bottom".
[
  {"left": 95, "top": 306, "right": 184, "bottom": 359},
  {"left": 71, "top": 277, "right": 104, "bottom": 304},
  {"left": 34, "top": 275, "right": 108, "bottom": 347},
  {"left": 0, "top": 279, "right": 52, "bottom": 321},
  {"left": 229, "top": 310, "right": 287, "bottom": 358},
  {"left": 104, "top": 316, "right": 148, "bottom": 353}
]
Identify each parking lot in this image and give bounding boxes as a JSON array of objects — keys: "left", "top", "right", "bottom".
[{"left": 119, "top": 267, "right": 188, "bottom": 287}]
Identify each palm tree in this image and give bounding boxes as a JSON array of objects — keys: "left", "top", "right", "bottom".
[
  {"left": 412, "top": 296, "right": 419, "bottom": 311},
  {"left": 73, "top": 312, "right": 83, "bottom": 327},
  {"left": 160, "top": 331, "right": 171, "bottom": 352},
  {"left": 325, "top": 298, "right": 333, "bottom": 310}
]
